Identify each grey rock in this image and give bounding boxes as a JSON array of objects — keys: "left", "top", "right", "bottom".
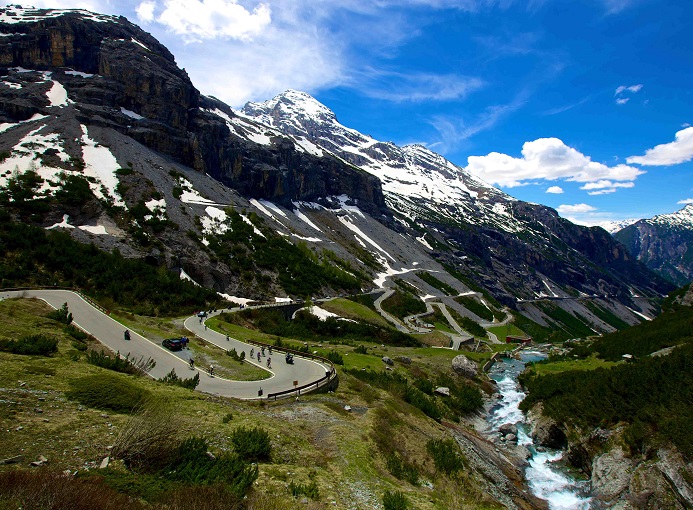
[
  {"left": 434, "top": 386, "right": 450, "bottom": 396},
  {"left": 499, "top": 423, "right": 518, "bottom": 436},
  {"left": 505, "top": 434, "right": 517, "bottom": 443},
  {"left": 451, "top": 355, "right": 478, "bottom": 379},
  {"left": 591, "top": 447, "right": 634, "bottom": 502},
  {"left": 381, "top": 356, "right": 394, "bottom": 366},
  {"left": 206, "top": 451, "right": 216, "bottom": 461},
  {"left": 99, "top": 456, "right": 109, "bottom": 469},
  {"left": 0, "top": 455, "right": 24, "bottom": 465},
  {"left": 396, "top": 356, "right": 412, "bottom": 365}
]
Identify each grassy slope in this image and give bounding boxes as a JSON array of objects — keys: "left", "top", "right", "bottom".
[
  {"left": 320, "top": 298, "right": 391, "bottom": 329},
  {"left": 0, "top": 298, "right": 504, "bottom": 510}
]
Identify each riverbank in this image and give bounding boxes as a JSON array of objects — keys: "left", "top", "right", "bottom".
[{"left": 479, "top": 349, "right": 592, "bottom": 509}]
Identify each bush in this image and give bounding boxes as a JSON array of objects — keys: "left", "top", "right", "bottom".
[
  {"left": 0, "top": 334, "right": 58, "bottom": 356},
  {"left": 288, "top": 479, "right": 320, "bottom": 500},
  {"left": 65, "top": 324, "right": 91, "bottom": 342},
  {"left": 0, "top": 469, "right": 149, "bottom": 510},
  {"left": 86, "top": 350, "right": 156, "bottom": 376},
  {"left": 426, "top": 438, "right": 464, "bottom": 475},
  {"left": 111, "top": 399, "right": 186, "bottom": 470},
  {"left": 160, "top": 369, "right": 200, "bottom": 390},
  {"left": 47, "top": 302, "right": 73, "bottom": 324},
  {"left": 383, "top": 490, "right": 409, "bottom": 510},
  {"left": 354, "top": 345, "right": 368, "bottom": 354},
  {"left": 230, "top": 426, "right": 271, "bottom": 462},
  {"left": 385, "top": 454, "right": 419, "bottom": 485},
  {"left": 67, "top": 373, "right": 150, "bottom": 413},
  {"left": 326, "top": 350, "right": 344, "bottom": 365},
  {"left": 222, "top": 412, "right": 233, "bottom": 424},
  {"left": 167, "top": 437, "right": 258, "bottom": 497}
]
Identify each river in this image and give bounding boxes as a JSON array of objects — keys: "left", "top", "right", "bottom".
[{"left": 486, "top": 350, "right": 592, "bottom": 510}]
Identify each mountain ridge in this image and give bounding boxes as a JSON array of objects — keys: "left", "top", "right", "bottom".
[{"left": 614, "top": 204, "right": 693, "bottom": 286}]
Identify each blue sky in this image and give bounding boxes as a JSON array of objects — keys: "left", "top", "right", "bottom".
[{"left": 21, "top": 0, "right": 693, "bottom": 226}]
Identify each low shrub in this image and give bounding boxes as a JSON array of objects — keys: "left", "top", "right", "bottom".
[
  {"left": 426, "top": 438, "right": 464, "bottom": 475},
  {"left": 86, "top": 351, "right": 155, "bottom": 376},
  {"left": 66, "top": 373, "right": 150, "bottom": 413},
  {"left": 385, "top": 454, "right": 419, "bottom": 485},
  {"left": 354, "top": 345, "right": 368, "bottom": 354},
  {"left": 383, "top": 490, "right": 409, "bottom": 510},
  {"left": 288, "top": 479, "right": 320, "bottom": 500},
  {"left": 0, "top": 334, "right": 58, "bottom": 356},
  {"left": 160, "top": 369, "right": 200, "bottom": 390},
  {"left": 47, "top": 302, "right": 73, "bottom": 324},
  {"left": 167, "top": 437, "right": 258, "bottom": 497},
  {"left": 230, "top": 426, "right": 271, "bottom": 462},
  {"left": 0, "top": 469, "right": 149, "bottom": 510},
  {"left": 326, "top": 350, "right": 344, "bottom": 365},
  {"left": 222, "top": 412, "right": 233, "bottom": 424}
]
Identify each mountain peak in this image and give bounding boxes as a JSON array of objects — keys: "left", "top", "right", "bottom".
[
  {"left": 0, "top": 5, "right": 117, "bottom": 24},
  {"left": 648, "top": 203, "right": 693, "bottom": 228},
  {"left": 242, "top": 89, "right": 337, "bottom": 124}
]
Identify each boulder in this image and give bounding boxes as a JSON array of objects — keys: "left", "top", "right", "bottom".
[
  {"left": 451, "top": 355, "right": 478, "bottom": 379},
  {"left": 381, "top": 356, "right": 394, "bottom": 366},
  {"left": 434, "top": 387, "right": 450, "bottom": 397},
  {"left": 396, "top": 356, "right": 412, "bottom": 365},
  {"left": 499, "top": 423, "right": 518, "bottom": 437},
  {"left": 527, "top": 405, "right": 567, "bottom": 449},
  {"left": 591, "top": 447, "right": 634, "bottom": 502},
  {"left": 505, "top": 434, "right": 517, "bottom": 443}
]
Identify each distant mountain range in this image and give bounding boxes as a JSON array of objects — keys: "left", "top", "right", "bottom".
[
  {"left": 0, "top": 5, "right": 673, "bottom": 335},
  {"left": 612, "top": 205, "right": 693, "bottom": 286}
]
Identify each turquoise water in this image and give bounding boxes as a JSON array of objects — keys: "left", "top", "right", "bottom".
[{"left": 487, "top": 351, "right": 591, "bottom": 510}]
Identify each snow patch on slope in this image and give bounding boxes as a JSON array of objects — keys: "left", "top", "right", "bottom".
[{"left": 80, "top": 125, "right": 126, "bottom": 208}]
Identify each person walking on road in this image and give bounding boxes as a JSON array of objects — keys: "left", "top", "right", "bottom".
[
  {"left": 257, "top": 351, "right": 261, "bottom": 363},
  {"left": 267, "top": 357, "right": 271, "bottom": 368},
  {"left": 209, "top": 364, "right": 214, "bottom": 377}
]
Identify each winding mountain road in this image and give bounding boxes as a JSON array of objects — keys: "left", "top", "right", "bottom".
[{"left": 3, "top": 289, "right": 331, "bottom": 400}]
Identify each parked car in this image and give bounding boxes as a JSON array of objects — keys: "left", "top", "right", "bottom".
[
  {"left": 197, "top": 311, "right": 207, "bottom": 318},
  {"left": 162, "top": 338, "right": 183, "bottom": 351}
]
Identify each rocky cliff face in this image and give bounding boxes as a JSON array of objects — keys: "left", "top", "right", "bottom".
[
  {"left": 0, "top": 6, "right": 386, "bottom": 214},
  {"left": 614, "top": 205, "right": 693, "bottom": 286}
]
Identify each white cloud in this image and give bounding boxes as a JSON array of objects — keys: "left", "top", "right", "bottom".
[
  {"left": 580, "top": 180, "right": 634, "bottom": 190},
  {"left": 466, "top": 137, "right": 644, "bottom": 188},
  {"left": 152, "top": 0, "right": 271, "bottom": 42},
  {"left": 557, "top": 203, "right": 597, "bottom": 214},
  {"left": 626, "top": 127, "right": 693, "bottom": 166},
  {"left": 678, "top": 198, "right": 693, "bottom": 205},
  {"left": 615, "top": 84, "right": 642, "bottom": 95},
  {"left": 614, "top": 83, "right": 642, "bottom": 105},
  {"left": 136, "top": 0, "right": 155, "bottom": 22},
  {"left": 588, "top": 189, "right": 617, "bottom": 195},
  {"left": 427, "top": 92, "right": 527, "bottom": 153},
  {"left": 351, "top": 69, "right": 484, "bottom": 102},
  {"left": 546, "top": 185, "right": 563, "bottom": 194}
]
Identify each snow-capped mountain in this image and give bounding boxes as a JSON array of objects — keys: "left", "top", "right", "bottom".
[
  {"left": 240, "top": 90, "right": 522, "bottom": 233},
  {"left": 601, "top": 218, "right": 640, "bottom": 234},
  {"left": 614, "top": 205, "right": 693, "bottom": 286}
]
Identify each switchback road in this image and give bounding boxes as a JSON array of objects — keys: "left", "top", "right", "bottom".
[{"left": 4, "top": 289, "right": 331, "bottom": 400}]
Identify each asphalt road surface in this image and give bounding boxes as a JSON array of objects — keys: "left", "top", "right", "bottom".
[{"left": 4, "top": 289, "right": 331, "bottom": 400}]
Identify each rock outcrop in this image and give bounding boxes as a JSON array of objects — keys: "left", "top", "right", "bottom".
[
  {"left": 526, "top": 404, "right": 567, "bottom": 450},
  {"left": 452, "top": 355, "right": 478, "bottom": 379}
]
